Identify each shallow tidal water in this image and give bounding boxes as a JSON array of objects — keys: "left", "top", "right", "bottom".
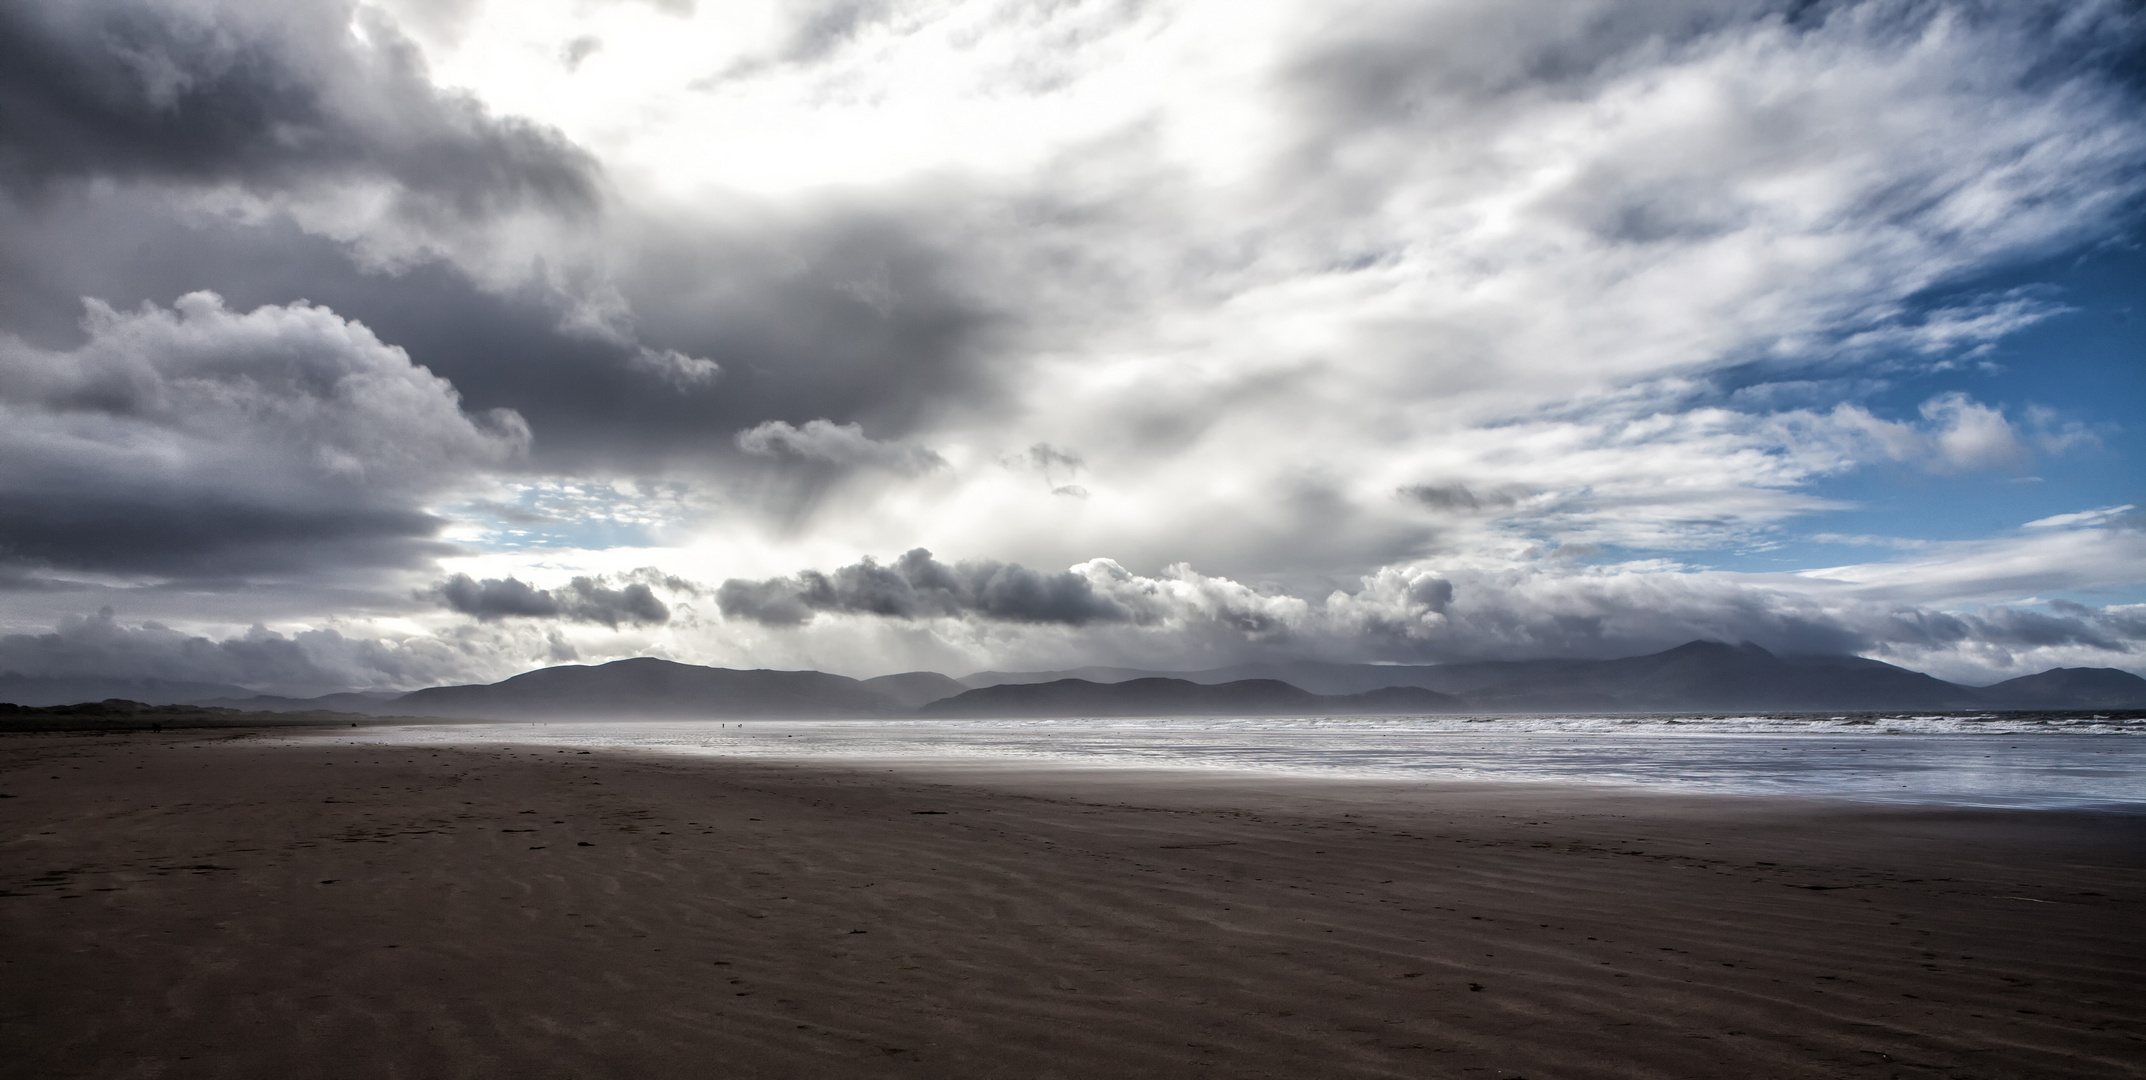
[{"left": 321, "top": 711, "right": 2146, "bottom": 812}]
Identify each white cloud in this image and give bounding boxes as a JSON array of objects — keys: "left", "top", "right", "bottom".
[
  {"left": 1795, "top": 525, "right": 2146, "bottom": 605},
  {"left": 1919, "top": 392, "right": 2027, "bottom": 472},
  {"left": 2024, "top": 505, "right": 2136, "bottom": 530}
]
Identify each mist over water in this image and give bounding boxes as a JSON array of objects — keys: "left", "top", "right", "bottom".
[{"left": 325, "top": 712, "right": 2146, "bottom": 812}]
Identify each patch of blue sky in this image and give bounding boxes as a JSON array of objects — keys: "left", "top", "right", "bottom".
[
  {"left": 448, "top": 480, "right": 704, "bottom": 552},
  {"left": 1687, "top": 241, "right": 2142, "bottom": 579},
  {"left": 1569, "top": 239, "right": 2143, "bottom": 614}
]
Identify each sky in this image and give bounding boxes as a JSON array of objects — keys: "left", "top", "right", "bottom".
[{"left": 1, "top": 0, "right": 2142, "bottom": 694}]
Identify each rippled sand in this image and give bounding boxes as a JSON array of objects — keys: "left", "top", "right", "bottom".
[{"left": 4, "top": 730, "right": 2142, "bottom": 1078}]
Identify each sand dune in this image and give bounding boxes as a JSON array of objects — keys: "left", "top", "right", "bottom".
[{"left": 2, "top": 730, "right": 2141, "bottom": 1078}]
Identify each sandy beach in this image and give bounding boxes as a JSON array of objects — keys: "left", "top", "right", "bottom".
[{"left": 3, "top": 729, "right": 2142, "bottom": 1079}]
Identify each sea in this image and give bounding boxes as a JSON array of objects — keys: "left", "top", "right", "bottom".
[{"left": 326, "top": 710, "right": 2146, "bottom": 812}]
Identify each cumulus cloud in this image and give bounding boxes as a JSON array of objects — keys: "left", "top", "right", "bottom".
[
  {"left": 428, "top": 571, "right": 677, "bottom": 627},
  {"left": 718, "top": 548, "right": 1130, "bottom": 626},
  {"left": 0, "top": 291, "right": 526, "bottom": 577},
  {"left": 736, "top": 419, "right": 946, "bottom": 475},
  {"left": 1770, "top": 392, "right": 2045, "bottom": 476},
  {"left": 1918, "top": 393, "right": 2027, "bottom": 472},
  {"left": 717, "top": 548, "right": 1370, "bottom": 640}
]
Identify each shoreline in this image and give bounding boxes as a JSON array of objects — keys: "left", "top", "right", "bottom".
[
  {"left": 5, "top": 731, "right": 2143, "bottom": 1078},
  {"left": 279, "top": 718, "right": 2146, "bottom": 815}
]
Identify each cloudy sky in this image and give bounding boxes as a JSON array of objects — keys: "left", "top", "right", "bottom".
[{"left": 2, "top": 0, "right": 2142, "bottom": 694}]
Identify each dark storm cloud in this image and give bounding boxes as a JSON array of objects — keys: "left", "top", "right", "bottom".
[
  {"left": 606, "top": 204, "right": 1010, "bottom": 457},
  {"left": 432, "top": 575, "right": 561, "bottom": 620},
  {"left": 0, "top": 170, "right": 1007, "bottom": 481},
  {"left": 429, "top": 573, "right": 671, "bottom": 627},
  {"left": 717, "top": 548, "right": 1130, "bottom": 627},
  {"left": 448, "top": 199, "right": 1006, "bottom": 469},
  {"left": 0, "top": 0, "right": 1027, "bottom": 487},
  {"left": 0, "top": 291, "right": 527, "bottom": 581},
  {"left": 0, "top": 0, "right": 597, "bottom": 217},
  {"left": 459, "top": 206, "right": 1002, "bottom": 472},
  {"left": 0, "top": 495, "right": 449, "bottom": 578}
]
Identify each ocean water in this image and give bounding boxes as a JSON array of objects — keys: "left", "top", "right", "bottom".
[{"left": 323, "top": 710, "right": 2146, "bottom": 811}]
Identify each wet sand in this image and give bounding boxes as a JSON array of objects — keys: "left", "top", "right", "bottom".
[{"left": 2, "top": 730, "right": 2142, "bottom": 1079}]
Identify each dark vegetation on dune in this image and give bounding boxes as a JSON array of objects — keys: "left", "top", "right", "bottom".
[
  {"left": 0, "top": 675, "right": 255, "bottom": 709},
  {"left": 0, "top": 699, "right": 422, "bottom": 733},
  {"left": 8, "top": 641, "right": 2144, "bottom": 724}
]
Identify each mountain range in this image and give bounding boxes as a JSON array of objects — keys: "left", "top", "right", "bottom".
[{"left": 10, "top": 641, "right": 2143, "bottom": 718}]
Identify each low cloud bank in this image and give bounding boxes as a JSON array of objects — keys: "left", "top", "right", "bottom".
[
  {"left": 428, "top": 571, "right": 678, "bottom": 627},
  {"left": 717, "top": 548, "right": 1128, "bottom": 627},
  {"left": 715, "top": 533, "right": 2146, "bottom": 682},
  {"left": 0, "top": 608, "right": 499, "bottom": 696},
  {"left": 9, "top": 542, "right": 2144, "bottom": 697}
]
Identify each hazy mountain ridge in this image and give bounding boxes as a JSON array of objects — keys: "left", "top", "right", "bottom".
[
  {"left": 951, "top": 644, "right": 2146, "bottom": 714},
  {"left": 193, "top": 692, "right": 410, "bottom": 715},
  {"left": 0, "top": 675, "right": 256, "bottom": 708},
  {"left": 1453, "top": 642, "right": 1990, "bottom": 713},
  {"left": 394, "top": 657, "right": 896, "bottom": 720},
  {"left": 1970, "top": 667, "right": 2146, "bottom": 708},
  {"left": 12, "top": 642, "right": 2142, "bottom": 717},
  {"left": 958, "top": 659, "right": 1588, "bottom": 696}
]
